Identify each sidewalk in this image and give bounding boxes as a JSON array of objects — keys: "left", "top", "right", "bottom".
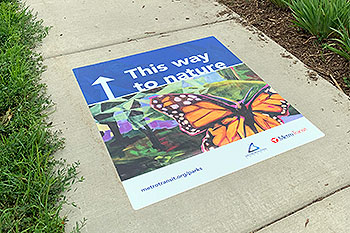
[{"left": 27, "top": 0, "right": 350, "bottom": 232}]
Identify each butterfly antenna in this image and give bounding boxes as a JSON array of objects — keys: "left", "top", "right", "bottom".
[
  {"left": 242, "top": 87, "right": 254, "bottom": 102},
  {"left": 232, "top": 100, "right": 241, "bottom": 108},
  {"left": 230, "top": 90, "right": 254, "bottom": 108}
]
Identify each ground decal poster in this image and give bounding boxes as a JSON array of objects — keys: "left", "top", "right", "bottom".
[{"left": 73, "top": 36, "right": 324, "bottom": 209}]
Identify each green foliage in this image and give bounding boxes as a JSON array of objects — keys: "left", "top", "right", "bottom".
[
  {"left": 111, "top": 126, "right": 201, "bottom": 179},
  {"left": 217, "top": 65, "right": 258, "bottom": 80},
  {"left": 0, "top": 1, "right": 81, "bottom": 232},
  {"left": 285, "top": 0, "right": 350, "bottom": 40},
  {"left": 325, "top": 21, "right": 350, "bottom": 60},
  {"left": 0, "top": 2, "right": 49, "bottom": 49},
  {"left": 129, "top": 144, "right": 158, "bottom": 156},
  {"left": 206, "top": 80, "right": 265, "bottom": 101},
  {"left": 344, "top": 77, "right": 350, "bottom": 88},
  {"left": 127, "top": 141, "right": 183, "bottom": 164},
  {"left": 217, "top": 67, "right": 239, "bottom": 80}
]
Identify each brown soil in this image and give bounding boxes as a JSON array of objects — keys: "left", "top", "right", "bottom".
[{"left": 218, "top": 0, "right": 350, "bottom": 96}]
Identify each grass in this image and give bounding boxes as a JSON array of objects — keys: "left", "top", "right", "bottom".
[
  {"left": 325, "top": 21, "right": 350, "bottom": 61},
  {"left": 0, "top": 1, "right": 82, "bottom": 232},
  {"left": 284, "top": 0, "right": 350, "bottom": 40}
]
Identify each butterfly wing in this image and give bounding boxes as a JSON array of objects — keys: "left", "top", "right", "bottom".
[
  {"left": 247, "top": 85, "right": 289, "bottom": 131},
  {"left": 201, "top": 116, "right": 239, "bottom": 151},
  {"left": 150, "top": 94, "right": 235, "bottom": 135},
  {"left": 202, "top": 86, "right": 290, "bottom": 152}
]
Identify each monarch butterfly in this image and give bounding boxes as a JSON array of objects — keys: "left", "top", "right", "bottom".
[{"left": 150, "top": 84, "right": 289, "bottom": 152}]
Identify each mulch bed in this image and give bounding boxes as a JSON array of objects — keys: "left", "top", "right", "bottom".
[{"left": 219, "top": 0, "right": 350, "bottom": 96}]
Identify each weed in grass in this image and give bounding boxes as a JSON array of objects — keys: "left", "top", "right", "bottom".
[
  {"left": 325, "top": 21, "right": 350, "bottom": 61},
  {"left": 285, "top": 0, "right": 350, "bottom": 40},
  {"left": 0, "top": 1, "right": 82, "bottom": 232}
]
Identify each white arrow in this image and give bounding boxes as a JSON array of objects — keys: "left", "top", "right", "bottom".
[{"left": 92, "top": 76, "right": 115, "bottom": 100}]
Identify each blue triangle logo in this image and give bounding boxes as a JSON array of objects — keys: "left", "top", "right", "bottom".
[{"left": 248, "top": 143, "right": 260, "bottom": 153}]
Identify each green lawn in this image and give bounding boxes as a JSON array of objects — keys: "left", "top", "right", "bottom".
[{"left": 0, "top": 1, "right": 82, "bottom": 232}]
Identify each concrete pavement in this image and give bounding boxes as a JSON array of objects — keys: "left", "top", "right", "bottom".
[
  {"left": 28, "top": 0, "right": 232, "bottom": 58},
  {"left": 27, "top": 0, "right": 350, "bottom": 232},
  {"left": 259, "top": 187, "right": 350, "bottom": 233}
]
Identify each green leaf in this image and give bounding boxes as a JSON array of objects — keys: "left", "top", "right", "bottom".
[
  {"left": 129, "top": 150, "right": 139, "bottom": 156},
  {"left": 89, "top": 104, "right": 101, "bottom": 115}
]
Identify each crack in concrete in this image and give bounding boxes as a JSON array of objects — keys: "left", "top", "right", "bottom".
[
  {"left": 44, "top": 17, "right": 236, "bottom": 60},
  {"left": 251, "top": 184, "right": 350, "bottom": 233}
]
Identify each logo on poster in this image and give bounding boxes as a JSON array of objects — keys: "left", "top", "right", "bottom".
[
  {"left": 248, "top": 143, "right": 260, "bottom": 153},
  {"left": 245, "top": 143, "right": 267, "bottom": 158},
  {"left": 271, "top": 137, "right": 279, "bottom": 143},
  {"left": 271, "top": 128, "right": 307, "bottom": 143}
]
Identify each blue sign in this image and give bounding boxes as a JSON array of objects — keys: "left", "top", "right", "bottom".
[{"left": 73, "top": 36, "right": 242, "bottom": 105}]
